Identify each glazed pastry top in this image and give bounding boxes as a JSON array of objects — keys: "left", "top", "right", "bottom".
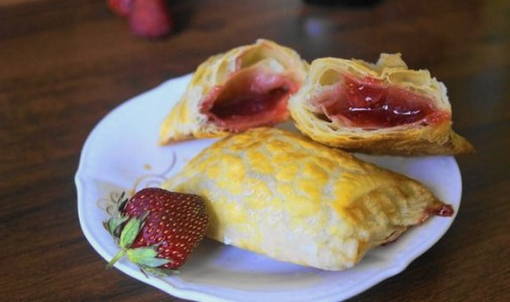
[{"left": 162, "top": 128, "right": 448, "bottom": 270}]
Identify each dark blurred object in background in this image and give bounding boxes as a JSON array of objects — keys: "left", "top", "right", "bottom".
[{"left": 304, "top": 0, "right": 381, "bottom": 7}]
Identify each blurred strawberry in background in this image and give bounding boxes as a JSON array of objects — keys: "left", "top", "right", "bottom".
[
  {"left": 107, "top": 0, "right": 173, "bottom": 38},
  {"left": 130, "top": 0, "right": 173, "bottom": 38},
  {"left": 108, "top": 0, "right": 133, "bottom": 17}
]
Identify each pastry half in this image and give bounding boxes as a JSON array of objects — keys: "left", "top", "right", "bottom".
[
  {"left": 159, "top": 39, "right": 307, "bottom": 144},
  {"left": 162, "top": 127, "right": 453, "bottom": 271},
  {"left": 288, "top": 53, "right": 473, "bottom": 155}
]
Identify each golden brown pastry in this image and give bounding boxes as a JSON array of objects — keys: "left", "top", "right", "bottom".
[
  {"left": 162, "top": 127, "right": 453, "bottom": 271},
  {"left": 159, "top": 39, "right": 307, "bottom": 144},
  {"left": 288, "top": 53, "right": 473, "bottom": 155}
]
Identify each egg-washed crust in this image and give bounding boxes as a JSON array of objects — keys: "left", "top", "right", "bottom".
[
  {"left": 162, "top": 127, "right": 450, "bottom": 271},
  {"left": 159, "top": 39, "right": 308, "bottom": 145},
  {"left": 288, "top": 53, "right": 474, "bottom": 155}
]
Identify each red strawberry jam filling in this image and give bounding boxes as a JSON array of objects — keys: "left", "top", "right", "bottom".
[
  {"left": 419, "top": 204, "right": 455, "bottom": 224},
  {"left": 315, "top": 75, "right": 449, "bottom": 129},
  {"left": 201, "top": 69, "right": 299, "bottom": 131}
]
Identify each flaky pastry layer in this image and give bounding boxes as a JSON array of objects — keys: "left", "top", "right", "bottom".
[{"left": 289, "top": 53, "right": 473, "bottom": 155}]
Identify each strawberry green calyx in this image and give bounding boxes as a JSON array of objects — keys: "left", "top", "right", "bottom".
[
  {"left": 106, "top": 217, "right": 141, "bottom": 268},
  {"left": 119, "top": 217, "right": 142, "bottom": 248},
  {"left": 106, "top": 217, "right": 171, "bottom": 270},
  {"left": 103, "top": 192, "right": 129, "bottom": 237},
  {"left": 126, "top": 247, "right": 170, "bottom": 267},
  {"left": 104, "top": 216, "right": 129, "bottom": 237}
]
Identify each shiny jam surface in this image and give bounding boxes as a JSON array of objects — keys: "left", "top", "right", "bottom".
[
  {"left": 202, "top": 70, "right": 296, "bottom": 131},
  {"left": 318, "top": 75, "right": 445, "bottom": 128}
]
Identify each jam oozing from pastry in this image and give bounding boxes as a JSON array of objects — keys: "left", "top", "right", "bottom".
[
  {"left": 433, "top": 204, "right": 454, "bottom": 217},
  {"left": 316, "top": 75, "right": 448, "bottom": 128},
  {"left": 201, "top": 69, "right": 298, "bottom": 131},
  {"left": 420, "top": 203, "right": 454, "bottom": 223}
]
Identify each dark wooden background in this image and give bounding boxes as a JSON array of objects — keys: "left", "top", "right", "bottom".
[{"left": 1, "top": 0, "right": 509, "bottom": 301}]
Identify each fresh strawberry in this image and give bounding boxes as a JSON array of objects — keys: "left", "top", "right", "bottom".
[
  {"left": 107, "top": 0, "right": 134, "bottom": 17},
  {"left": 105, "top": 188, "right": 208, "bottom": 274},
  {"left": 129, "top": 0, "right": 173, "bottom": 38}
]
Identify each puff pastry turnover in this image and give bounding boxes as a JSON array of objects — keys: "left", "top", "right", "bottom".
[
  {"left": 162, "top": 127, "right": 453, "bottom": 270},
  {"left": 159, "top": 39, "right": 307, "bottom": 144},
  {"left": 289, "top": 53, "right": 473, "bottom": 155}
]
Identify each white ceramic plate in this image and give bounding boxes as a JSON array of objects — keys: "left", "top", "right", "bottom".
[{"left": 76, "top": 74, "right": 462, "bottom": 302}]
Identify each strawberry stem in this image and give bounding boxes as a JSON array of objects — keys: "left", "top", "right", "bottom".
[{"left": 106, "top": 249, "right": 127, "bottom": 268}]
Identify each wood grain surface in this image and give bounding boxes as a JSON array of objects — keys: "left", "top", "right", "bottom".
[{"left": 1, "top": 0, "right": 509, "bottom": 301}]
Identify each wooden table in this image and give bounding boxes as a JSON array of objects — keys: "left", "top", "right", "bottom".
[{"left": 1, "top": 0, "right": 509, "bottom": 301}]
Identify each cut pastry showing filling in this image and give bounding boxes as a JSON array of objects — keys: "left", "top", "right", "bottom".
[
  {"left": 315, "top": 75, "right": 450, "bottom": 129},
  {"left": 200, "top": 68, "right": 299, "bottom": 132},
  {"left": 289, "top": 53, "right": 474, "bottom": 155},
  {"left": 159, "top": 39, "right": 307, "bottom": 144}
]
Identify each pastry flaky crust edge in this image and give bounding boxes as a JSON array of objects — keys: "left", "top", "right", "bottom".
[
  {"left": 159, "top": 39, "right": 308, "bottom": 145},
  {"left": 162, "top": 127, "right": 450, "bottom": 271},
  {"left": 288, "top": 53, "right": 474, "bottom": 155}
]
